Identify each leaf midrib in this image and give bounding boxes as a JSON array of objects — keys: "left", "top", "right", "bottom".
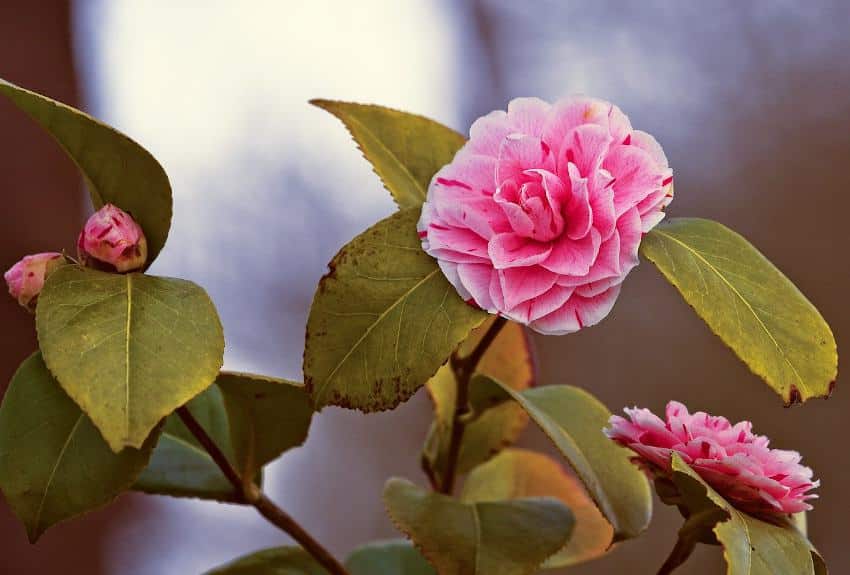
[
  {"left": 652, "top": 229, "right": 807, "bottom": 395},
  {"left": 124, "top": 274, "right": 133, "bottom": 442},
  {"left": 33, "top": 414, "right": 83, "bottom": 533},
  {"left": 315, "top": 268, "right": 440, "bottom": 402}
]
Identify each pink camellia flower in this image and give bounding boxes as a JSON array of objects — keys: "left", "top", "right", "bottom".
[
  {"left": 78, "top": 204, "right": 148, "bottom": 273},
  {"left": 4, "top": 252, "right": 64, "bottom": 310},
  {"left": 605, "top": 401, "right": 818, "bottom": 515},
  {"left": 417, "top": 96, "right": 672, "bottom": 335}
]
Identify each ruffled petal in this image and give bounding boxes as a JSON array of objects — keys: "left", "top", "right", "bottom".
[
  {"left": 498, "top": 266, "right": 558, "bottom": 311},
  {"left": 506, "top": 97, "right": 551, "bottom": 137},
  {"left": 540, "top": 227, "right": 601, "bottom": 276},
  {"left": 488, "top": 233, "right": 552, "bottom": 269}
]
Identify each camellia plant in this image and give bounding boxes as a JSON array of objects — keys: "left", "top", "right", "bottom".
[{"left": 0, "top": 77, "right": 838, "bottom": 575}]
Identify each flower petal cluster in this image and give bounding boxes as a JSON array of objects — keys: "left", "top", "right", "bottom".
[
  {"left": 606, "top": 401, "right": 819, "bottom": 515},
  {"left": 418, "top": 96, "right": 672, "bottom": 334}
]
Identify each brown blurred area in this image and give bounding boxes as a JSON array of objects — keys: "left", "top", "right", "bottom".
[
  {"left": 1, "top": 1, "right": 849, "bottom": 574},
  {"left": 0, "top": 1, "right": 124, "bottom": 573}
]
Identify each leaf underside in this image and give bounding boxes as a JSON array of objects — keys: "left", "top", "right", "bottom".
[
  {"left": 384, "top": 477, "right": 574, "bottom": 575},
  {"left": 462, "top": 449, "right": 614, "bottom": 568},
  {"left": 470, "top": 377, "right": 652, "bottom": 541}
]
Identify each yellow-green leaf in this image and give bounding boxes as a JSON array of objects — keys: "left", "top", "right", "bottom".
[
  {"left": 462, "top": 449, "right": 613, "bottom": 568},
  {"left": 304, "top": 208, "right": 486, "bottom": 411},
  {"left": 641, "top": 218, "right": 837, "bottom": 404},
  {"left": 205, "top": 546, "right": 328, "bottom": 574},
  {"left": 36, "top": 265, "right": 225, "bottom": 452},
  {"left": 218, "top": 373, "right": 313, "bottom": 480},
  {"left": 311, "top": 100, "right": 465, "bottom": 209},
  {"left": 0, "top": 77, "right": 172, "bottom": 263},
  {"left": 422, "top": 319, "right": 534, "bottom": 484},
  {"left": 669, "top": 454, "right": 826, "bottom": 575},
  {"left": 471, "top": 377, "right": 652, "bottom": 540},
  {"left": 0, "top": 353, "right": 157, "bottom": 541},
  {"left": 346, "top": 540, "right": 436, "bottom": 575},
  {"left": 384, "top": 477, "right": 573, "bottom": 575}
]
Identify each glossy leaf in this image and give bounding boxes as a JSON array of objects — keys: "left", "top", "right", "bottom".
[
  {"left": 37, "top": 265, "right": 225, "bottom": 452},
  {"left": 304, "top": 208, "right": 486, "bottom": 411},
  {"left": 669, "top": 454, "right": 826, "bottom": 575},
  {"left": 133, "top": 384, "right": 237, "bottom": 501},
  {"left": 218, "top": 372, "right": 313, "bottom": 480},
  {"left": 205, "top": 546, "right": 328, "bottom": 574},
  {"left": 462, "top": 449, "right": 613, "bottom": 568},
  {"left": 0, "top": 353, "right": 157, "bottom": 541},
  {"left": 471, "top": 376, "right": 652, "bottom": 540},
  {"left": 641, "top": 218, "right": 837, "bottom": 404},
  {"left": 423, "top": 319, "right": 534, "bottom": 484},
  {"left": 311, "top": 100, "right": 465, "bottom": 209},
  {"left": 346, "top": 540, "right": 436, "bottom": 575},
  {"left": 384, "top": 477, "right": 573, "bottom": 575},
  {"left": 0, "top": 77, "right": 172, "bottom": 263}
]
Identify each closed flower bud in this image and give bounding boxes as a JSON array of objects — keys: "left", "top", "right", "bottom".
[
  {"left": 4, "top": 252, "right": 64, "bottom": 311},
  {"left": 78, "top": 204, "right": 148, "bottom": 273}
]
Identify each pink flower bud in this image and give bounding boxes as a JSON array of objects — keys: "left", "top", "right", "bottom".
[
  {"left": 77, "top": 204, "right": 148, "bottom": 273},
  {"left": 4, "top": 252, "right": 64, "bottom": 311}
]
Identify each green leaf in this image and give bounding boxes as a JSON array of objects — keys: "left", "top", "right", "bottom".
[
  {"left": 462, "top": 449, "right": 613, "bottom": 568},
  {"left": 204, "top": 546, "right": 328, "bottom": 574},
  {"left": 311, "top": 100, "right": 465, "bottom": 209},
  {"left": 304, "top": 208, "right": 486, "bottom": 411},
  {"left": 470, "top": 377, "right": 652, "bottom": 540},
  {"left": 384, "top": 477, "right": 573, "bottom": 575},
  {"left": 669, "top": 454, "right": 825, "bottom": 575},
  {"left": 218, "top": 373, "right": 313, "bottom": 480},
  {"left": 641, "top": 218, "right": 837, "bottom": 404},
  {"left": 422, "top": 319, "right": 534, "bottom": 484},
  {"left": 0, "top": 353, "right": 157, "bottom": 542},
  {"left": 133, "top": 383, "right": 238, "bottom": 502},
  {"left": 36, "top": 265, "right": 225, "bottom": 452},
  {"left": 346, "top": 540, "right": 436, "bottom": 575},
  {"left": 0, "top": 77, "right": 173, "bottom": 263}
]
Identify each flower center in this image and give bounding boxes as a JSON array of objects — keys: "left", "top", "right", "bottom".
[{"left": 494, "top": 172, "right": 565, "bottom": 242}]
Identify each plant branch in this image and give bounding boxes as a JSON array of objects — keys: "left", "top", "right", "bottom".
[
  {"left": 175, "top": 406, "right": 351, "bottom": 575},
  {"left": 438, "top": 316, "right": 508, "bottom": 494}
]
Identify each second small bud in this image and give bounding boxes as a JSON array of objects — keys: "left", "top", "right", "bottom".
[{"left": 78, "top": 204, "right": 148, "bottom": 273}]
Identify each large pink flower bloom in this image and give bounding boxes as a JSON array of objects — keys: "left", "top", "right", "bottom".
[
  {"left": 417, "top": 96, "right": 672, "bottom": 335},
  {"left": 605, "top": 401, "right": 818, "bottom": 515}
]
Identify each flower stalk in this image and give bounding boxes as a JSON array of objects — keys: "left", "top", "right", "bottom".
[{"left": 438, "top": 316, "right": 508, "bottom": 495}]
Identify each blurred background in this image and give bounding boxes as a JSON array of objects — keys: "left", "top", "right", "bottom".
[{"left": 1, "top": 1, "right": 847, "bottom": 573}]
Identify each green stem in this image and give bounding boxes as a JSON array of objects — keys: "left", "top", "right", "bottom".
[
  {"left": 438, "top": 316, "right": 508, "bottom": 495},
  {"left": 175, "top": 406, "right": 351, "bottom": 575}
]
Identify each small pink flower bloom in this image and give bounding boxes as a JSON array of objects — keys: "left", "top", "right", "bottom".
[
  {"left": 605, "top": 401, "right": 818, "bottom": 515},
  {"left": 78, "top": 204, "right": 148, "bottom": 273},
  {"left": 4, "top": 252, "right": 64, "bottom": 311},
  {"left": 418, "top": 96, "right": 672, "bottom": 335}
]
